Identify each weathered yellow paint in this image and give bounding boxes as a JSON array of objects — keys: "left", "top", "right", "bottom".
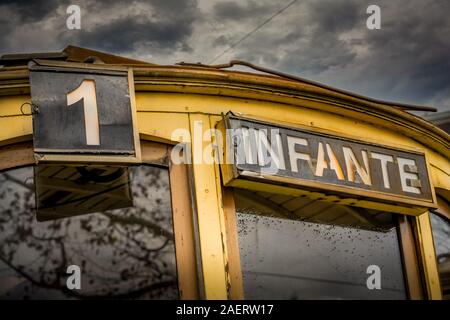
[
  {"left": 209, "top": 115, "right": 234, "bottom": 297},
  {"left": 2, "top": 92, "right": 449, "bottom": 177},
  {"left": 135, "top": 92, "right": 449, "bottom": 174},
  {"left": 416, "top": 212, "right": 443, "bottom": 300},
  {"left": 0, "top": 95, "right": 32, "bottom": 145},
  {"left": 137, "top": 112, "right": 190, "bottom": 143},
  {"left": 430, "top": 163, "right": 450, "bottom": 191},
  {"left": 0, "top": 64, "right": 449, "bottom": 300},
  {"left": 188, "top": 114, "right": 228, "bottom": 299},
  {"left": 134, "top": 92, "right": 428, "bottom": 147}
]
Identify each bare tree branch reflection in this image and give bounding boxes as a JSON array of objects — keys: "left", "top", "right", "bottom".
[{"left": 0, "top": 166, "right": 178, "bottom": 299}]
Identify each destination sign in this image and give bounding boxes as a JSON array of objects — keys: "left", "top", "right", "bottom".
[{"left": 221, "top": 116, "right": 435, "bottom": 209}]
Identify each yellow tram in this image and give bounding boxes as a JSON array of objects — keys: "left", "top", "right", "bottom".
[{"left": 0, "top": 46, "right": 448, "bottom": 300}]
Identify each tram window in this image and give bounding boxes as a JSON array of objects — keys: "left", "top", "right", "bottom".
[
  {"left": 430, "top": 207, "right": 450, "bottom": 300},
  {"left": 0, "top": 165, "right": 178, "bottom": 299},
  {"left": 234, "top": 189, "right": 407, "bottom": 300}
]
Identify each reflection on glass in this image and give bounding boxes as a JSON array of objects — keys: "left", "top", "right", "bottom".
[
  {"left": 430, "top": 212, "right": 450, "bottom": 300},
  {"left": 35, "top": 165, "right": 133, "bottom": 221},
  {"left": 0, "top": 165, "right": 178, "bottom": 299},
  {"left": 235, "top": 190, "right": 407, "bottom": 300}
]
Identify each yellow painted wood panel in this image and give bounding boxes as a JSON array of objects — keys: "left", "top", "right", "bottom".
[
  {"left": 135, "top": 92, "right": 435, "bottom": 148},
  {"left": 0, "top": 95, "right": 32, "bottom": 145},
  {"left": 137, "top": 112, "right": 190, "bottom": 143},
  {"left": 188, "top": 114, "right": 228, "bottom": 299},
  {"left": 416, "top": 212, "right": 442, "bottom": 299}
]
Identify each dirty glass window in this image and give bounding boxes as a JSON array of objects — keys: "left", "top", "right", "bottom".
[
  {"left": 0, "top": 165, "right": 178, "bottom": 299},
  {"left": 234, "top": 189, "right": 407, "bottom": 300},
  {"left": 430, "top": 212, "right": 450, "bottom": 300}
]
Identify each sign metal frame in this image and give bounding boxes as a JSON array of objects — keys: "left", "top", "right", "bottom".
[
  {"left": 29, "top": 60, "right": 141, "bottom": 164},
  {"left": 218, "top": 114, "right": 437, "bottom": 215}
]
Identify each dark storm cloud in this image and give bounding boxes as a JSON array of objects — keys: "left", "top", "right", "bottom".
[
  {"left": 0, "top": 0, "right": 198, "bottom": 55},
  {"left": 239, "top": 0, "right": 450, "bottom": 110},
  {"left": 213, "top": 1, "right": 276, "bottom": 20},
  {"left": 279, "top": 3, "right": 359, "bottom": 73},
  {"left": 308, "top": 0, "right": 361, "bottom": 33},
  {"left": 232, "top": 0, "right": 361, "bottom": 73},
  {"left": 71, "top": 13, "right": 195, "bottom": 53},
  {"left": 0, "top": 0, "right": 449, "bottom": 112},
  {"left": 60, "top": 0, "right": 198, "bottom": 54},
  {"left": 212, "top": 35, "right": 228, "bottom": 47},
  {"left": 356, "top": 0, "right": 450, "bottom": 105},
  {"left": 0, "top": 0, "right": 60, "bottom": 22},
  {"left": 0, "top": 0, "right": 63, "bottom": 49}
]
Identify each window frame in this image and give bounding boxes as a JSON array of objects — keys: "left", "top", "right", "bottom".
[
  {"left": 0, "top": 139, "right": 199, "bottom": 300},
  {"left": 430, "top": 196, "right": 450, "bottom": 300},
  {"left": 223, "top": 186, "right": 427, "bottom": 300}
]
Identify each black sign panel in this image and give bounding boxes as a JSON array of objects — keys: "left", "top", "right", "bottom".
[
  {"left": 29, "top": 61, "right": 140, "bottom": 163},
  {"left": 222, "top": 116, "right": 435, "bottom": 208}
]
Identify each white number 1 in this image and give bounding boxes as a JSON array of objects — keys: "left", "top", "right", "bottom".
[{"left": 67, "top": 79, "right": 100, "bottom": 145}]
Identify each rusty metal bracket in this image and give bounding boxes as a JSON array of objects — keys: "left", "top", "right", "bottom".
[
  {"left": 20, "top": 102, "right": 39, "bottom": 115},
  {"left": 176, "top": 60, "right": 437, "bottom": 112}
]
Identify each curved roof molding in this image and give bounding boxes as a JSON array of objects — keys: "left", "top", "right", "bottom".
[
  {"left": 0, "top": 46, "right": 448, "bottom": 158},
  {"left": 132, "top": 65, "right": 449, "bottom": 156}
]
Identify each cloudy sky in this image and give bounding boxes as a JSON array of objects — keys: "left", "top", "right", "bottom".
[{"left": 1, "top": 0, "right": 449, "bottom": 114}]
